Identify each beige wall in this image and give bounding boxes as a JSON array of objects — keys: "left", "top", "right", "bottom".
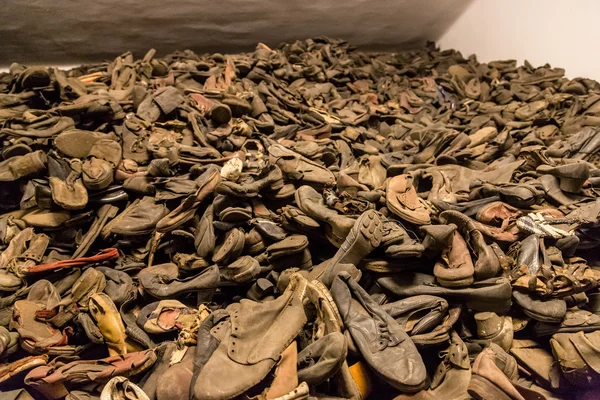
[
  {"left": 440, "top": 0, "right": 600, "bottom": 81},
  {"left": 0, "top": 0, "right": 471, "bottom": 66}
]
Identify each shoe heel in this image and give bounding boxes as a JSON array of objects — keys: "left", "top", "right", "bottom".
[{"left": 468, "top": 374, "right": 511, "bottom": 400}]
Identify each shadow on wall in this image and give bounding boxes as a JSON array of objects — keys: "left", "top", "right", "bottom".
[{"left": 1, "top": 0, "right": 472, "bottom": 66}]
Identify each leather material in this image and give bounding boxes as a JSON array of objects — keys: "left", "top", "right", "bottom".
[
  {"left": 103, "top": 197, "right": 168, "bottom": 236},
  {"left": 156, "top": 165, "right": 221, "bottom": 233},
  {"left": 331, "top": 272, "right": 427, "bottom": 392},
  {"left": 428, "top": 332, "right": 470, "bottom": 400},
  {"left": 193, "top": 278, "right": 307, "bottom": 400},
  {"left": 297, "top": 332, "right": 347, "bottom": 386},
  {"left": 138, "top": 264, "right": 220, "bottom": 299},
  {"left": 512, "top": 291, "right": 566, "bottom": 323},
  {"left": 433, "top": 230, "right": 475, "bottom": 288},
  {"left": 517, "top": 234, "right": 541, "bottom": 275},
  {"left": 269, "top": 144, "right": 335, "bottom": 187},
  {"left": 381, "top": 295, "right": 448, "bottom": 336},
  {"left": 378, "top": 273, "right": 512, "bottom": 313},
  {"left": 25, "top": 350, "right": 157, "bottom": 392},
  {"left": 195, "top": 204, "right": 216, "bottom": 257},
  {"left": 88, "top": 293, "right": 128, "bottom": 356},
  {"left": 295, "top": 185, "right": 354, "bottom": 247},
  {"left": 386, "top": 174, "right": 431, "bottom": 225},
  {"left": 327, "top": 209, "right": 383, "bottom": 268},
  {"left": 469, "top": 348, "right": 525, "bottom": 400},
  {"left": 72, "top": 268, "right": 106, "bottom": 306}
]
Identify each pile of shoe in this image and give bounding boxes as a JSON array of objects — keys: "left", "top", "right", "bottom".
[{"left": 1, "top": 37, "right": 600, "bottom": 399}]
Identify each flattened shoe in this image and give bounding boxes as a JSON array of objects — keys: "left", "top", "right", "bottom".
[
  {"left": 47, "top": 153, "right": 88, "bottom": 210},
  {"left": 386, "top": 174, "right": 431, "bottom": 225},
  {"left": 216, "top": 165, "right": 284, "bottom": 198},
  {"left": 102, "top": 197, "right": 168, "bottom": 237},
  {"left": 192, "top": 274, "right": 307, "bottom": 400},
  {"left": 156, "top": 165, "right": 221, "bottom": 233},
  {"left": 510, "top": 339, "right": 564, "bottom": 392},
  {"left": 297, "top": 332, "right": 347, "bottom": 386},
  {"left": 71, "top": 267, "right": 106, "bottom": 307},
  {"left": 331, "top": 272, "right": 427, "bottom": 392},
  {"left": 295, "top": 185, "right": 355, "bottom": 247},
  {"left": 24, "top": 350, "right": 157, "bottom": 398},
  {"left": 82, "top": 139, "right": 122, "bottom": 190},
  {"left": 138, "top": 264, "right": 220, "bottom": 299},
  {"left": 54, "top": 129, "right": 115, "bottom": 159},
  {"left": 136, "top": 299, "right": 199, "bottom": 334},
  {"left": 0, "top": 150, "right": 47, "bottom": 182},
  {"left": 534, "top": 309, "right": 600, "bottom": 337},
  {"left": 550, "top": 330, "right": 600, "bottom": 388},
  {"left": 378, "top": 273, "right": 512, "bottom": 313},
  {"left": 0, "top": 355, "right": 48, "bottom": 385},
  {"left": 269, "top": 144, "right": 335, "bottom": 187},
  {"left": 195, "top": 204, "right": 216, "bottom": 257},
  {"left": 381, "top": 295, "right": 449, "bottom": 340},
  {"left": 10, "top": 300, "right": 68, "bottom": 353},
  {"left": 537, "top": 162, "right": 590, "bottom": 193},
  {"left": 512, "top": 291, "right": 566, "bottom": 323}
]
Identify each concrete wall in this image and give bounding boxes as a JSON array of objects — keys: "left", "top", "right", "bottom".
[
  {"left": 0, "top": 0, "right": 471, "bottom": 66},
  {"left": 439, "top": 0, "right": 600, "bottom": 81},
  {"left": 4, "top": 0, "right": 598, "bottom": 83}
]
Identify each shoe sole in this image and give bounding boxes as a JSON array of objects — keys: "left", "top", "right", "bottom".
[
  {"left": 310, "top": 279, "right": 344, "bottom": 332},
  {"left": 329, "top": 210, "right": 383, "bottom": 266}
]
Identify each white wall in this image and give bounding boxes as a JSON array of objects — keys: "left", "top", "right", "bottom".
[
  {"left": 439, "top": 0, "right": 600, "bottom": 81},
  {"left": 0, "top": 0, "right": 471, "bottom": 67}
]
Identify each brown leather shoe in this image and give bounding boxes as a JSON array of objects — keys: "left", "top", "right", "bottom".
[
  {"left": 433, "top": 230, "right": 475, "bottom": 288},
  {"left": 386, "top": 174, "right": 431, "bottom": 225},
  {"left": 156, "top": 165, "right": 221, "bottom": 232},
  {"left": 428, "top": 331, "right": 471, "bottom": 400},
  {"left": 537, "top": 162, "right": 590, "bottom": 193},
  {"left": 192, "top": 274, "right": 307, "bottom": 400},
  {"left": 469, "top": 348, "right": 533, "bottom": 399}
]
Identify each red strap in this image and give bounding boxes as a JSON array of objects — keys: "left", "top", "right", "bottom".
[{"left": 27, "top": 248, "right": 119, "bottom": 274}]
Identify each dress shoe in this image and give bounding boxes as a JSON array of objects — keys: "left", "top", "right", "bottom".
[{"left": 331, "top": 272, "right": 427, "bottom": 392}]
